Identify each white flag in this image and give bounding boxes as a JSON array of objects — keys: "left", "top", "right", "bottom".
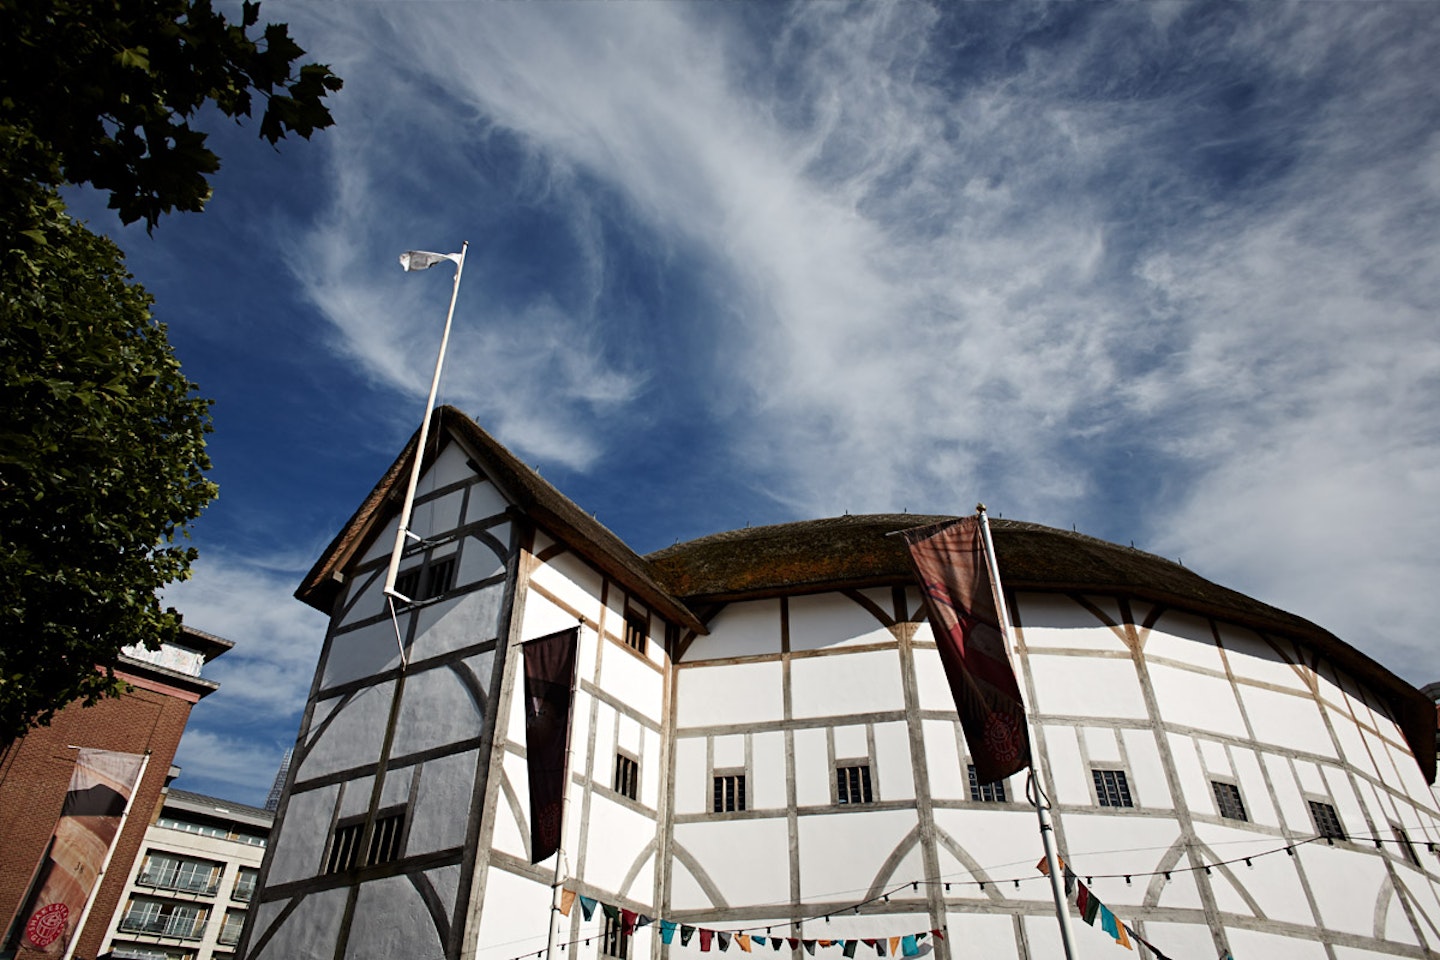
[{"left": 399, "top": 250, "right": 462, "bottom": 272}]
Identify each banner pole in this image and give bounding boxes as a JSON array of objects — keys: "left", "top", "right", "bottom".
[{"left": 976, "top": 506, "right": 1077, "bottom": 960}]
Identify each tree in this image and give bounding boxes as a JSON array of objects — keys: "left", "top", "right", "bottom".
[
  {"left": 0, "top": 190, "right": 217, "bottom": 743},
  {"left": 0, "top": 0, "right": 341, "bottom": 741},
  {"left": 1, "top": 0, "right": 344, "bottom": 229}
]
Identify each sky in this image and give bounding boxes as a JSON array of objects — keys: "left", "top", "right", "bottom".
[{"left": 66, "top": 1, "right": 1440, "bottom": 807}]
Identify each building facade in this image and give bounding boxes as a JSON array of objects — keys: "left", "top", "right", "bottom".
[
  {"left": 0, "top": 628, "right": 230, "bottom": 960},
  {"left": 244, "top": 407, "right": 1440, "bottom": 960},
  {"left": 97, "top": 788, "right": 271, "bottom": 960}
]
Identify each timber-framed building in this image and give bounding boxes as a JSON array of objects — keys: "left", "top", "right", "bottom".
[{"left": 240, "top": 406, "right": 1440, "bottom": 960}]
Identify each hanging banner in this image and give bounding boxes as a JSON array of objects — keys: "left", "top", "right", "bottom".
[
  {"left": 14, "top": 749, "right": 146, "bottom": 955},
  {"left": 523, "top": 627, "right": 579, "bottom": 863},
  {"left": 902, "top": 516, "right": 1031, "bottom": 783}
]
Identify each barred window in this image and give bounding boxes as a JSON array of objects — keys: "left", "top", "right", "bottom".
[
  {"left": 837, "top": 764, "right": 873, "bottom": 805},
  {"left": 1211, "top": 781, "right": 1247, "bottom": 821},
  {"left": 1393, "top": 823, "right": 1421, "bottom": 866},
  {"left": 368, "top": 808, "right": 406, "bottom": 864},
  {"left": 1092, "top": 769, "right": 1134, "bottom": 808},
  {"left": 602, "top": 914, "right": 630, "bottom": 959},
  {"left": 422, "top": 557, "right": 455, "bottom": 600},
  {"left": 324, "top": 807, "right": 405, "bottom": 874},
  {"left": 393, "top": 568, "right": 420, "bottom": 603},
  {"left": 324, "top": 819, "right": 364, "bottom": 874},
  {"left": 1309, "top": 800, "right": 1345, "bottom": 840},
  {"left": 614, "top": 754, "right": 639, "bottom": 800},
  {"left": 968, "top": 765, "right": 1008, "bottom": 803},
  {"left": 624, "top": 611, "right": 648, "bottom": 654},
  {"left": 714, "top": 774, "right": 746, "bottom": 813}
]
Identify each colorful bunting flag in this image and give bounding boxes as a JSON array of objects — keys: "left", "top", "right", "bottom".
[
  {"left": 622, "top": 909, "right": 638, "bottom": 935},
  {"left": 682, "top": 926, "right": 696, "bottom": 946},
  {"left": 888, "top": 937, "right": 901, "bottom": 957},
  {"left": 737, "top": 934, "right": 752, "bottom": 952},
  {"left": 929, "top": 930, "right": 945, "bottom": 941},
  {"left": 579, "top": 896, "right": 597, "bottom": 921},
  {"left": 771, "top": 937, "right": 785, "bottom": 952},
  {"left": 662, "top": 921, "right": 678, "bottom": 945},
  {"left": 901, "top": 935, "right": 918, "bottom": 957},
  {"left": 638, "top": 915, "right": 654, "bottom": 929},
  {"left": 700, "top": 929, "right": 714, "bottom": 952},
  {"left": 718, "top": 931, "right": 731, "bottom": 952},
  {"left": 602, "top": 904, "right": 620, "bottom": 923},
  {"left": 1082, "top": 891, "right": 1101, "bottom": 926},
  {"left": 560, "top": 889, "right": 576, "bottom": 917},
  {"left": 754, "top": 936, "right": 768, "bottom": 946},
  {"left": 843, "top": 941, "right": 858, "bottom": 958},
  {"left": 803, "top": 941, "right": 816, "bottom": 956},
  {"left": 1100, "top": 906, "right": 1119, "bottom": 940}
]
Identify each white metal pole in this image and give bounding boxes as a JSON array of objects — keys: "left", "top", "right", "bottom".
[
  {"left": 976, "top": 505, "right": 1078, "bottom": 960},
  {"left": 383, "top": 241, "right": 469, "bottom": 605},
  {"left": 62, "top": 751, "right": 152, "bottom": 960}
]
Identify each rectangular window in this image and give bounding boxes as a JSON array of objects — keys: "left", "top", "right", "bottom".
[
  {"left": 1093, "top": 769, "right": 1134, "bottom": 808},
  {"left": 1393, "top": 823, "right": 1421, "bottom": 866},
  {"left": 624, "top": 611, "right": 648, "bottom": 654},
  {"left": 837, "top": 764, "right": 874, "bottom": 804},
  {"left": 232, "top": 867, "right": 258, "bottom": 903},
  {"left": 324, "top": 819, "right": 365, "bottom": 874},
  {"left": 602, "top": 914, "right": 630, "bottom": 959},
  {"left": 217, "top": 909, "right": 246, "bottom": 946},
  {"left": 614, "top": 754, "right": 639, "bottom": 800},
  {"left": 119, "top": 899, "right": 208, "bottom": 940},
  {"left": 1309, "top": 800, "right": 1345, "bottom": 840},
  {"left": 110, "top": 944, "right": 196, "bottom": 960},
  {"left": 713, "top": 774, "right": 746, "bottom": 813},
  {"left": 968, "top": 765, "right": 1008, "bottom": 803},
  {"left": 368, "top": 809, "right": 406, "bottom": 865},
  {"left": 137, "top": 853, "right": 222, "bottom": 895},
  {"left": 422, "top": 557, "right": 455, "bottom": 600},
  {"left": 1211, "top": 781, "right": 1247, "bottom": 821}
]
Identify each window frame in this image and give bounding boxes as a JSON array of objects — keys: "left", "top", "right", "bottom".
[
  {"left": 614, "top": 752, "right": 640, "bottom": 801},
  {"left": 967, "top": 765, "right": 1008, "bottom": 803},
  {"left": 713, "top": 771, "right": 747, "bottom": 813},
  {"left": 1308, "top": 799, "right": 1346, "bottom": 841},
  {"left": 836, "top": 762, "right": 874, "bottom": 805},
  {"left": 1210, "top": 780, "right": 1248, "bottom": 822},
  {"left": 623, "top": 609, "right": 649, "bottom": 655},
  {"left": 1092, "top": 768, "right": 1135, "bottom": 808}
]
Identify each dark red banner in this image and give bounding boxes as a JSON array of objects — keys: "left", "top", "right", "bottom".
[
  {"left": 523, "top": 628, "right": 579, "bottom": 863},
  {"left": 903, "top": 517, "right": 1030, "bottom": 783}
]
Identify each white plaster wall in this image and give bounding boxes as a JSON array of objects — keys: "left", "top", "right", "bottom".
[
  {"left": 674, "top": 737, "right": 708, "bottom": 815},
  {"left": 321, "top": 620, "right": 402, "bottom": 689},
  {"left": 407, "top": 489, "right": 464, "bottom": 540},
  {"left": 530, "top": 551, "right": 604, "bottom": 624},
  {"left": 1217, "top": 626, "right": 1311, "bottom": 692},
  {"left": 408, "top": 749, "right": 479, "bottom": 855},
  {"left": 1027, "top": 654, "right": 1149, "bottom": 719},
  {"left": 684, "top": 600, "right": 781, "bottom": 661},
  {"left": 474, "top": 866, "right": 557, "bottom": 960},
  {"left": 751, "top": 731, "right": 788, "bottom": 810},
  {"left": 794, "top": 726, "right": 830, "bottom": 808},
  {"left": 265, "top": 785, "right": 337, "bottom": 884},
  {"left": 347, "top": 876, "right": 444, "bottom": 960},
  {"left": 391, "top": 663, "right": 487, "bottom": 757},
  {"left": 297, "top": 682, "right": 394, "bottom": 779},
  {"left": 911, "top": 645, "right": 957, "bottom": 712},
  {"left": 790, "top": 650, "right": 904, "bottom": 720},
  {"left": 580, "top": 796, "right": 661, "bottom": 894},
  {"left": 521, "top": 589, "right": 587, "bottom": 643},
  {"left": 1146, "top": 662, "right": 1247, "bottom": 738},
  {"left": 672, "top": 819, "right": 792, "bottom": 907},
  {"left": 873, "top": 722, "right": 915, "bottom": 802},
  {"left": 676, "top": 661, "right": 784, "bottom": 728},
  {"left": 249, "top": 888, "right": 348, "bottom": 960},
  {"left": 787, "top": 592, "right": 893, "bottom": 652},
  {"left": 796, "top": 810, "right": 917, "bottom": 900},
  {"left": 600, "top": 646, "right": 665, "bottom": 725},
  {"left": 922, "top": 720, "right": 966, "bottom": 801},
  {"left": 943, "top": 913, "right": 1018, "bottom": 960},
  {"left": 1240, "top": 685, "right": 1337, "bottom": 757},
  {"left": 466, "top": 478, "right": 511, "bottom": 524},
  {"left": 409, "top": 588, "right": 507, "bottom": 663}
]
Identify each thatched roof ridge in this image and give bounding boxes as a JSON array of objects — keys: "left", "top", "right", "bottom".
[
  {"left": 648, "top": 514, "right": 1435, "bottom": 783},
  {"left": 295, "top": 407, "right": 704, "bottom": 634}
]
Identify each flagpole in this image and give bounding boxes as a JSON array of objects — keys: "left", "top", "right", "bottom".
[
  {"left": 382, "top": 242, "right": 468, "bottom": 662},
  {"left": 975, "top": 505, "right": 1077, "bottom": 960}
]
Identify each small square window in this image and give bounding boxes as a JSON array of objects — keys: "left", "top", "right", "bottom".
[
  {"left": 1212, "top": 781, "right": 1247, "bottom": 821},
  {"left": 714, "top": 774, "right": 746, "bottom": 813},
  {"left": 624, "top": 611, "right": 648, "bottom": 654},
  {"left": 1093, "top": 769, "right": 1134, "bottom": 808},
  {"left": 837, "top": 764, "right": 873, "bottom": 804},
  {"left": 968, "top": 765, "right": 1008, "bottom": 803},
  {"left": 614, "top": 754, "right": 639, "bottom": 800},
  {"left": 1309, "top": 800, "right": 1345, "bottom": 840},
  {"left": 422, "top": 557, "right": 455, "bottom": 600},
  {"left": 602, "top": 915, "right": 630, "bottom": 959}
]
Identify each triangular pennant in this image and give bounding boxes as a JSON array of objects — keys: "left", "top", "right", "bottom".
[
  {"left": 602, "top": 904, "right": 621, "bottom": 922},
  {"left": 621, "top": 909, "right": 638, "bottom": 936},
  {"left": 1082, "top": 891, "right": 1101, "bottom": 926},
  {"left": 929, "top": 930, "right": 945, "bottom": 942},
  {"left": 637, "top": 915, "right": 654, "bottom": 929},
  {"left": 701, "top": 929, "right": 714, "bottom": 952},
  {"left": 560, "top": 889, "right": 577, "bottom": 917},
  {"left": 1100, "top": 906, "right": 1119, "bottom": 940},
  {"left": 682, "top": 926, "right": 696, "bottom": 947},
  {"left": 661, "top": 921, "right": 678, "bottom": 945},
  {"left": 788, "top": 939, "right": 800, "bottom": 950},
  {"left": 772, "top": 937, "right": 785, "bottom": 952},
  {"left": 1115, "top": 920, "right": 1132, "bottom": 951},
  {"left": 803, "top": 941, "right": 817, "bottom": 956},
  {"left": 718, "top": 931, "right": 732, "bottom": 952},
  {"left": 843, "top": 940, "right": 858, "bottom": 959},
  {"left": 754, "top": 936, "right": 767, "bottom": 947},
  {"left": 738, "top": 935, "right": 753, "bottom": 953},
  {"left": 579, "top": 896, "right": 598, "bottom": 921}
]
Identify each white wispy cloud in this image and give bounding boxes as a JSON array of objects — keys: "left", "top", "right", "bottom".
[{"left": 278, "top": 1, "right": 1440, "bottom": 683}]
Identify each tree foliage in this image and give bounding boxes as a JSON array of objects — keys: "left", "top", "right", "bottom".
[
  {"left": 1, "top": 0, "right": 343, "bottom": 229},
  {"left": 0, "top": 0, "right": 341, "bottom": 741},
  {"left": 0, "top": 189, "right": 217, "bottom": 743}
]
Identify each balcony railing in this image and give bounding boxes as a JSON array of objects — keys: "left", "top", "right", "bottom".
[
  {"left": 231, "top": 881, "right": 256, "bottom": 902},
  {"left": 136, "top": 872, "right": 219, "bottom": 896},
  {"left": 118, "top": 915, "right": 207, "bottom": 940}
]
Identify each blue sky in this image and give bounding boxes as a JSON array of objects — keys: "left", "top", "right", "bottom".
[{"left": 69, "top": 1, "right": 1440, "bottom": 806}]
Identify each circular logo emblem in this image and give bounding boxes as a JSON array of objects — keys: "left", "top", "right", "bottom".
[
  {"left": 26, "top": 902, "right": 69, "bottom": 948},
  {"left": 984, "top": 712, "right": 1023, "bottom": 763}
]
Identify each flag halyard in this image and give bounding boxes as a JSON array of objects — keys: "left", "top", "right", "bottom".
[{"left": 903, "top": 516, "right": 1031, "bottom": 783}]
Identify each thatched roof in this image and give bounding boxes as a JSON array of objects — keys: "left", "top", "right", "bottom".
[
  {"left": 295, "top": 406, "right": 704, "bottom": 634},
  {"left": 647, "top": 513, "right": 1435, "bottom": 782}
]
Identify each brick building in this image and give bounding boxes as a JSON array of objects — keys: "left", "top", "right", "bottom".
[{"left": 0, "top": 627, "right": 230, "bottom": 960}]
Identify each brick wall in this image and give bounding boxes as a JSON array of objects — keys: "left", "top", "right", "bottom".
[{"left": 0, "top": 683, "right": 195, "bottom": 960}]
